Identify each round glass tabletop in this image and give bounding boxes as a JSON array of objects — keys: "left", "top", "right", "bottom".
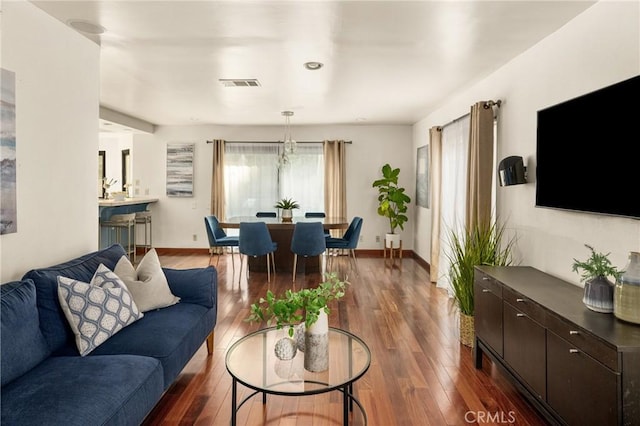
[{"left": 226, "top": 327, "right": 371, "bottom": 396}]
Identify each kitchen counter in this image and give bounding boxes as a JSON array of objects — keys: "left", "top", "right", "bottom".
[{"left": 98, "top": 197, "right": 159, "bottom": 207}]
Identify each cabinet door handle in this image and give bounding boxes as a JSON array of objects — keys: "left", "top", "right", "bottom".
[
  {"left": 516, "top": 298, "right": 525, "bottom": 303},
  {"left": 482, "top": 289, "right": 491, "bottom": 293},
  {"left": 569, "top": 349, "right": 580, "bottom": 354},
  {"left": 569, "top": 330, "right": 579, "bottom": 335},
  {"left": 516, "top": 313, "right": 525, "bottom": 317},
  {"left": 482, "top": 276, "right": 490, "bottom": 281}
]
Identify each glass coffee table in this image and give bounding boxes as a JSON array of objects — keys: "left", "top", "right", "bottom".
[{"left": 225, "top": 327, "right": 371, "bottom": 425}]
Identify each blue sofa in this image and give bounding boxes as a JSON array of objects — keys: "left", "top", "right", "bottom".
[{"left": 1, "top": 244, "right": 217, "bottom": 426}]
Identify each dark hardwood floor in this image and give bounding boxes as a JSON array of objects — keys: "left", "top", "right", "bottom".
[{"left": 142, "top": 251, "right": 548, "bottom": 426}]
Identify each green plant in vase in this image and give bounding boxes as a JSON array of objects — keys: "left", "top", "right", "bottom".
[
  {"left": 274, "top": 197, "right": 300, "bottom": 222},
  {"left": 572, "top": 244, "right": 623, "bottom": 313}
]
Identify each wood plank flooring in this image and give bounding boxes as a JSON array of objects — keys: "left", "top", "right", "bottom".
[{"left": 142, "top": 251, "right": 549, "bottom": 426}]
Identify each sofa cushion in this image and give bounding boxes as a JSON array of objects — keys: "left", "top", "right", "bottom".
[
  {"left": 91, "top": 302, "right": 216, "bottom": 388},
  {"left": 1, "top": 354, "right": 164, "bottom": 426},
  {"left": 57, "top": 264, "right": 143, "bottom": 356},
  {"left": 164, "top": 266, "right": 216, "bottom": 308},
  {"left": 22, "top": 244, "right": 127, "bottom": 354},
  {"left": 1, "top": 280, "right": 51, "bottom": 386},
  {"left": 114, "top": 249, "right": 180, "bottom": 312}
]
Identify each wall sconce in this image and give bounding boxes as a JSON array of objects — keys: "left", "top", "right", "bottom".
[{"left": 498, "top": 156, "right": 527, "bottom": 186}]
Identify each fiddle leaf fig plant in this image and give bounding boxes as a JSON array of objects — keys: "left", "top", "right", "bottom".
[
  {"left": 572, "top": 244, "right": 623, "bottom": 282},
  {"left": 372, "top": 163, "right": 411, "bottom": 234},
  {"left": 246, "top": 272, "right": 348, "bottom": 337}
]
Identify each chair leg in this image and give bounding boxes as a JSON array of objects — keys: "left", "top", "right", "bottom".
[
  {"left": 215, "top": 249, "right": 221, "bottom": 267},
  {"left": 292, "top": 253, "right": 298, "bottom": 282},
  {"left": 266, "top": 254, "right": 271, "bottom": 283}
]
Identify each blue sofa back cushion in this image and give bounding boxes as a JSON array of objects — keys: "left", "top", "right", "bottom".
[
  {"left": 163, "top": 266, "right": 216, "bottom": 308},
  {"left": 21, "top": 244, "right": 127, "bottom": 354},
  {"left": 1, "top": 279, "right": 51, "bottom": 386}
]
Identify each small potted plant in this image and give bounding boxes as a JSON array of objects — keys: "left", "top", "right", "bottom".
[
  {"left": 246, "top": 272, "right": 347, "bottom": 370},
  {"left": 572, "top": 244, "right": 623, "bottom": 313},
  {"left": 274, "top": 197, "right": 300, "bottom": 222},
  {"left": 372, "top": 163, "right": 411, "bottom": 248}
]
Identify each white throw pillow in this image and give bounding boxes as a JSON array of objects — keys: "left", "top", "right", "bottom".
[
  {"left": 114, "top": 249, "right": 180, "bottom": 312},
  {"left": 57, "top": 264, "right": 143, "bottom": 356}
]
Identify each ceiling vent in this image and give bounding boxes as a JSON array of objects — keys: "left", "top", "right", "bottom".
[{"left": 219, "top": 79, "right": 261, "bottom": 87}]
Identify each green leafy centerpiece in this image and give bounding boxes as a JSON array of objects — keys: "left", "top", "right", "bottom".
[{"left": 246, "top": 272, "right": 347, "bottom": 371}]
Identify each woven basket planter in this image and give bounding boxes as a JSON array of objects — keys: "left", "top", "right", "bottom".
[{"left": 459, "top": 313, "right": 475, "bottom": 348}]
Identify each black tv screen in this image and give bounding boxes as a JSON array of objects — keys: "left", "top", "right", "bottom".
[{"left": 535, "top": 75, "right": 640, "bottom": 219}]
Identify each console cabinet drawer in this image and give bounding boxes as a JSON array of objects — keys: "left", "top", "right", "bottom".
[
  {"left": 547, "top": 330, "right": 619, "bottom": 425},
  {"left": 502, "top": 286, "right": 546, "bottom": 325},
  {"left": 546, "top": 312, "right": 618, "bottom": 371}
]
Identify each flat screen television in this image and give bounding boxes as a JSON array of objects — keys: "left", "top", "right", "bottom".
[{"left": 535, "top": 74, "right": 640, "bottom": 219}]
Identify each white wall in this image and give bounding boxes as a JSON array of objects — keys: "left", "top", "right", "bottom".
[
  {"left": 0, "top": 1, "right": 100, "bottom": 281},
  {"left": 413, "top": 1, "right": 640, "bottom": 286},
  {"left": 132, "top": 124, "right": 414, "bottom": 250}
]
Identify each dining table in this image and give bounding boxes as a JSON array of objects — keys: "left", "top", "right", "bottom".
[{"left": 219, "top": 216, "right": 349, "bottom": 273}]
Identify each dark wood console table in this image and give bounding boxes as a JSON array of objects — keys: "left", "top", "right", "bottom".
[{"left": 474, "top": 266, "right": 640, "bottom": 426}]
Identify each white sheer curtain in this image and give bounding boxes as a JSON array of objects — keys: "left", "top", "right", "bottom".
[
  {"left": 436, "top": 115, "right": 470, "bottom": 293},
  {"left": 223, "top": 143, "right": 324, "bottom": 217},
  {"left": 279, "top": 143, "right": 324, "bottom": 213},
  {"left": 224, "top": 143, "right": 280, "bottom": 217}
]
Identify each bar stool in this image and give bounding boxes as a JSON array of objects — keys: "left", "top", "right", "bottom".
[
  {"left": 135, "top": 210, "right": 153, "bottom": 254},
  {"left": 100, "top": 213, "right": 137, "bottom": 262}
]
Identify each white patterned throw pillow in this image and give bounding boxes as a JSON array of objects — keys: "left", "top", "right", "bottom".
[
  {"left": 57, "top": 264, "right": 143, "bottom": 356},
  {"left": 114, "top": 249, "right": 180, "bottom": 312}
]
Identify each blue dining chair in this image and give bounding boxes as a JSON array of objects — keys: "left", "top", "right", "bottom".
[
  {"left": 256, "top": 212, "right": 277, "bottom": 218},
  {"left": 204, "top": 215, "right": 239, "bottom": 268},
  {"left": 239, "top": 221, "right": 277, "bottom": 282},
  {"left": 305, "top": 212, "right": 330, "bottom": 237},
  {"left": 290, "top": 221, "right": 327, "bottom": 282},
  {"left": 326, "top": 217, "right": 363, "bottom": 272}
]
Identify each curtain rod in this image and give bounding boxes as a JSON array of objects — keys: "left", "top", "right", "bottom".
[
  {"left": 438, "top": 99, "right": 502, "bottom": 130},
  {"left": 206, "top": 140, "right": 352, "bottom": 144}
]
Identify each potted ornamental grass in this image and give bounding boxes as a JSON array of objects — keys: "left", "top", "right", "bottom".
[{"left": 446, "top": 219, "right": 516, "bottom": 347}]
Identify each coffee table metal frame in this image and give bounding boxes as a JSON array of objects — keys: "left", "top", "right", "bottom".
[{"left": 225, "top": 327, "right": 371, "bottom": 425}]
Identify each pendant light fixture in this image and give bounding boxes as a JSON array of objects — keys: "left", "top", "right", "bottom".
[
  {"left": 279, "top": 110, "right": 296, "bottom": 167},
  {"left": 282, "top": 110, "right": 296, "bottom": 154}
]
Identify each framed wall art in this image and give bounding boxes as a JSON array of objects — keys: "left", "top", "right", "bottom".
[{"left": 166, "top": 143, "right": 194, "bottom": 197}]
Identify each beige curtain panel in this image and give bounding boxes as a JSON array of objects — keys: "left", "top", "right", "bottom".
[
  {"left": 323, "top": 140, "right": 347, "bottom": 237},
  {"left": 429, "top": 127, "right": 442, "bottom": 283},
  {"left": 465, "top": 102, "right": 495, "bottom": 230},
  {"left": 210, "top": 139, "right": 226, "bottom": 219}
]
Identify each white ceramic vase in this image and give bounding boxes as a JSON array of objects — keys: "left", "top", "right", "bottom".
[{"left": 304, "top": 310, "right": 329, "bottom": 372}]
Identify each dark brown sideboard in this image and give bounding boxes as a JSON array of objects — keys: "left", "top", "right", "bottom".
[{"left": 473, "top": 266, "right": 640, "bottom": 426}]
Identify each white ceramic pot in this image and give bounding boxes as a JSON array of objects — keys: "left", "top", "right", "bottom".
[
  {"left": 385, "top": 233, "right": 401, "bottom": 248},
  {"left": 281, "top": 209, "right": 293, "bottom": 222}
]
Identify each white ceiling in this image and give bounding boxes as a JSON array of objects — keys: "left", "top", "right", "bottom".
[{"left": 32, "top": 0, "right": 596, "bottom": 127}]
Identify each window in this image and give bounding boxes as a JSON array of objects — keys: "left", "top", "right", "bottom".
[{"left": 224, "top": 143, "right": 324, "bottom": 217}]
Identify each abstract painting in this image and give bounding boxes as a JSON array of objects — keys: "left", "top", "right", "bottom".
[
  {"left": 416, "top": 144, "right": 429, "bottom": 208},
  {"left": 1, "top": 68, "right": 17, "bottom": 234},
  {"left": 166, "top": 143, "right": 194, "bottom": 197}
]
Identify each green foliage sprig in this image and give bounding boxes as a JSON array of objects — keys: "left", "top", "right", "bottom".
[
  {"left": 372, "top": 163, "right": 411, "bottom": 234},
  {"left": 572, "top": 244, "right": 623, "bottom": 282},
  {"left": 246, "top": 272, "right": 348, "bottom": 337},
  {"left": 274, "top": 198, "right": 300, "bottom": 210}
]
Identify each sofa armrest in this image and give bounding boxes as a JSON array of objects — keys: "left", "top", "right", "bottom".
[{"left": 163, "top": 266, "right": 217, "bottom": 309}]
